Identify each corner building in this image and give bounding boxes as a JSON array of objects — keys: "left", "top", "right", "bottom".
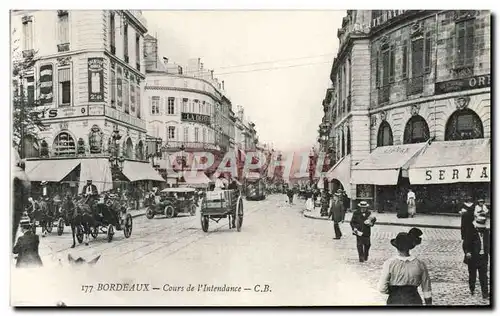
[
  {"left": 324, "top": 10, "right": 490, "bottom": 213},
  {"left": 12, "top": 10, "right": 163, "bottom": 193}
]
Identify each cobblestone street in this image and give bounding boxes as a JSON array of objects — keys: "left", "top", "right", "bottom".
[{"left": 11, "top": 195, "right": 489, "bottom": 306}]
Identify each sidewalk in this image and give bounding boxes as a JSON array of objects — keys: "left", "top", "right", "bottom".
[{"left": 303, "top": 207, "right": 461, "bottom": 229}]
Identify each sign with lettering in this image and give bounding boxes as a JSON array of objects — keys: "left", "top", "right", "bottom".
[
  {"left": 435, "top": 74, "right": 491, "bottom": 95},
  {"left": 88, "top": 105, "right": 105, "bottom": 116},
  {"left": 371, "top": 10, "right": 408, "bottom": 28},
  {"left": 181, "top": 112, "right": 211, "bottom": 126},
  {"left": 39, "top": 106, "right": 88, "bottom": 119},
  {"left": 409, "top": 164, "right": 490, "bottom": 184},
  {"left": 39, "top": 64, "right": 53, "bottom": 104},
  {"left": 88, "top": 58, "right": 105, "bottom": 102}
]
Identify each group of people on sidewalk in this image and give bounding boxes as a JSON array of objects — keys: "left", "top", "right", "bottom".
[{"left": 319, "top": 190, "right": 490, "bottom": 306}]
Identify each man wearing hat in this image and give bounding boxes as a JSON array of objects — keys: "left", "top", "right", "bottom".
[
  {"left": 463, "top": 213, "right": 490, "bottom": 299},
  {"left": 474, "top": 198, "right": 489, "bottom": 218},
  {"left": 329, "top": 189, "right": 346, "bottom": 239},
  {"left": 82, "top": 180, "right": 99, "bottom": 204},
  {"left": 13, "top": 218, "right": 43, "bottom": 268},
  {"left": 350, "top": 201, "right": 376, "bottom": 262}
]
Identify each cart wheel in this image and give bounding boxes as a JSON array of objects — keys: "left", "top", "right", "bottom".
[
  {"left": 57, "top": 218, "right": 64, "bottom": 236},
  {"left": 236, "top": 197, "right": 244, "bottom": 232},
  {"left": 124, "top": 214, "right": 133, "bottom": 238},
  {"left": 190, "top": 204, "right": 196, "bottom": 216},
  {"left": 164, "top": 205, "right": 175, "bottom": 218},
  {"left": 201, "top": 215, "right": 209, "bottom": 232},
  {"left": 107, "top": 224, "right": 114, "bottom": 242},
  {"left": 76, "top": 225, "right": 84, "bottom": 244},
  {"left": 145, "top": 207, "right": 155, "bottom": 219},
  {"left": 91, "top": 226, "right": 98, "bottom": 239}
]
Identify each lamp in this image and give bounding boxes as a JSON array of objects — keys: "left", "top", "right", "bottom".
[{"left": 109, "top": 127, "right": 124, "bottom": 172}]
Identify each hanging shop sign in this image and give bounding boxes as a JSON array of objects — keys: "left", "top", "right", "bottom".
[
  {"left": 409, "top": 164, "right": 490, "bottom": 184},
  {"left": 39, "top": 64, "right": 53, "bottom": 104},
  {"left": 88, "top": 58, "right": 105, "bottom": 102},
  {"left": 181, "top": 112, "right": 211, "bottom": 126},
  {"left": 434, "top": 74, "right": 491, "bottom": 95}
]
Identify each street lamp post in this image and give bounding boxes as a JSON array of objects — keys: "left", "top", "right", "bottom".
[{"left": 109, "top": 126, "right": 124, "bottom": 186}]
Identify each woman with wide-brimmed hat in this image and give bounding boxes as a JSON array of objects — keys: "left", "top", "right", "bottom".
[{"left": 378, "top": 230, "right": 432, "bottom": 306}]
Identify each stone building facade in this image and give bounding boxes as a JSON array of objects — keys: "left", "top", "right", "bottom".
[
  {"left": 12, "top": 10, "right": 156, "bottom": 192},
  {"left": 323, "top": 10, "right": 491, "bottom": 212}
]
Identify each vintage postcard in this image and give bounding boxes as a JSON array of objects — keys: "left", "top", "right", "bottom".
[{"left": 10, "top": 9, "right": 491, "bottom": 307}]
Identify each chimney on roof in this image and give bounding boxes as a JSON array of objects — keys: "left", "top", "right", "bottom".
[
  {"left": 222, "top": 80, "right": 225, "bottom": 90},
  {"left": 210, "top": 70, "right": 214, "bottom": 79}
]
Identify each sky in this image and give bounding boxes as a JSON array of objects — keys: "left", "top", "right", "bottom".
[{"left": 143, "top": 10, "right": 345, "bottom": 152}]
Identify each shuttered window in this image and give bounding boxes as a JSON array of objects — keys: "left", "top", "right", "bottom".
[
  {"left": 58, "top": 68, "right": 71, "bottom": 105},
  {"left": 455, "top": 19, "right": 475, "bottom": 68}
]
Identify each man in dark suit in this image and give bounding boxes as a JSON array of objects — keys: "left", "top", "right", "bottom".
[
  {"left": 329, "top": 190, "right": 346, "bottom": 239},
  {"left": 82, "top": 180, "right": 99, "bottom": 204},
  {"left": 464, "top": 213, "right": 490, "bottom": 299},
  {"left": 460, "top": 195, "right": 476, "bottom": 263},
  {"left": 13, "top": 219, "right": 43, "bottom": 268},
  {"left": 350, "top": 201, "right": 376, "bottom": 262}
]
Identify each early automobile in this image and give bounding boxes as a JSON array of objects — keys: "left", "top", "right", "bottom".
[
  {"left": 145, "top": 187, "right": 198, "bottom": 219},
  {"left": 244, "top": 172, "right": 266, "bottom": 201},
  {"left": 200, "top": 189, "right": 243, "bottom": 232}
]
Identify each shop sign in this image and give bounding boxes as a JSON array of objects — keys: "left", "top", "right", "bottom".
[
  {"left": 88, "top": 105, "right": 105, "bottom": 116},
  {"left": 39, "top": 64, "right": 53, "bottom": 104},
  {"left": 181, "top": 112, "right": 211, "bottom": 126},
  {"left": 88, "top": 58, "right": 105, "bottom": 102},
  {"left": 435, "top": 74, "right": 491, "bottom": 95},
  {"left": 39, "top": 106, "right": 88, "bottom": 119},
  {"left": 409, "top": 164, "right": 490, "bottom": 184}
]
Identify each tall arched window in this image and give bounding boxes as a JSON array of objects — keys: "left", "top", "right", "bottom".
[
  {"left": 124, "top": 138, "right": 134, "bottom": 159},
  {"left": 346, "top": 127, "right": 351, "bottom": 155},
  {"left": 445, "top": 109, "right": 484, "bottom": 141},
  {"left": 341, "top": 130, "right": 345, "bottom": 157},
  {"left": 53, "top": 132, "right": 76, "bottom": 156},
  {"left": 23, "top": 135, "right": 39, "bottom": 158},
  {"left": 403, "top": 115, "right": 430, "bottom": 144},
  {"left": 377, "top": 121, "right": 394, "bottom": 147}
]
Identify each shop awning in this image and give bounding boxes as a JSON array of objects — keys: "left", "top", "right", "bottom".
[
  {"left": 122, "top": 161, "right": 165, "bottom": 182},
  {"left": 408, "top": 138, "right": 490, "bottom": 185},
  {"left": 25, "top": 159, "right": 80, "bottom": 182},
  {"left": 326, "top": 155, "right": 351, "bottom": 197},
  {"left": 351, "top": 142, "right": 428, "bottom": 185},
  {"left": 181, "top": 171, "right": 212, "bottom": 187},
  {"left": 79, "top": 158, "right": 113, "bottom": 193}
]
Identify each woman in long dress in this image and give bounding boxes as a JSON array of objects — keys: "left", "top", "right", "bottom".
[
  {"left": 378, "top": 230, "right": 432, "bottom": 306},
  {"left": 407, "top": 189, "right": 417, "bottom": 218},
  {"left": 304, "top": 189, "right": 313, "bottom": 212}
]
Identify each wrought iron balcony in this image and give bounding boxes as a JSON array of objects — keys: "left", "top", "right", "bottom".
[
  {"left": 57, "top": 43, "right": 70, "bottom": 52},
  {"left": 407, "top": 77, "right": 424, "bottom": 96},
  {"left": 378, "top": 85, "right": 390, "bottom": 104}
]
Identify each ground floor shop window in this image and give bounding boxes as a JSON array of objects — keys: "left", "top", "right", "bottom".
[
  {"left": 53, "top": 131, "right": 76, "bottom": 156},
  {"left": 445, "top": 108, "right": 484, "bottom": 141}
]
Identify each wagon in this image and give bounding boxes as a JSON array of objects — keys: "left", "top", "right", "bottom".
[
  {"left": 200, "top": 189, "right": 243, "bottom": 232},
  {"left": 146, "top": 187, "right": 197, "bottom": 219},
  {"left": 88, "top": 195, "right": 133, "bottom": 242}
]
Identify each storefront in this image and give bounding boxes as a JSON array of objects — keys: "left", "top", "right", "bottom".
[
  {"left": 408, "top": 138, "right": 491, "bottom": 213},
  {"left": 351, "top": 142, "right": 429, "bottom": 211},
  {"left": 325, "top": 154, "right": 351, "bottom": 198}
]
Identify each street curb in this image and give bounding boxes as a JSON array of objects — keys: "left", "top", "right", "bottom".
[{"left": 303, "top": 211, "right": 460, "bottom": 230}]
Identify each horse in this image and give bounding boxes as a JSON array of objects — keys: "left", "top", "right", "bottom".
[{"left": 66, "top": 196, "right": 95, "bottom": 248}]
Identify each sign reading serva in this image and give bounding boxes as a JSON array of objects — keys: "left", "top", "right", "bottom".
[
  {"left": 409, "top": 164, "right": 490, "bottom": 184},
  {"left": 181, "top": 112, "right": 211, "bottom": 126}
]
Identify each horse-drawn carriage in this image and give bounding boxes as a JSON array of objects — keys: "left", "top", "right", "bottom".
[
  {"left": 200, "top": 189, "right": 244, "bottom": 232},
  {"left": 145, "top": 187, "right": 197, "bottom": 219}
]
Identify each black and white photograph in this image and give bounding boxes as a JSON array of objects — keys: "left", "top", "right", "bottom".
[{"left": 9, "top": 6, "right": 492, "bottom": 307}]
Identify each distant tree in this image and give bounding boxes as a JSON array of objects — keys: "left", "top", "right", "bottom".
[{"left": 11, "top": 27, "right": 48, "bottom": 157}]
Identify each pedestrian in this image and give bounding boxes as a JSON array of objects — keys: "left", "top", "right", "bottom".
[
  {"left": 287, "top": 187, "right": 294, "bottom": 205},
  {"left": 407, "top": 188, "right": 416, "bottom": 218},
  {"left": 342, "top": 190, "right": 350, "bottom": 212},
  {"left": 474, "top": 198, "right": 489, "bottom": 218},
  {"left": 304, "top": 189, "right": 314, "bottom": 212},
  {"left": 13, "top": 218, "right": 43, "bottom": 268},
  {"left": 460, "top": 195, "right": 476, "bottom": 264},
  {"left": 350, "top": 201, "right": 376, "bottom": 262},
  {"left": 463, "top": 213, "right": 490, "bottom": 299},
  {"left": 329, "top": 190, "right": 345, "bottom": 239},
  {"left": 378, "top": 231, "right": 432, "bottom": 306},
  {"left": 320, "top": 189, "right": 331, "bottom": 217}
]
